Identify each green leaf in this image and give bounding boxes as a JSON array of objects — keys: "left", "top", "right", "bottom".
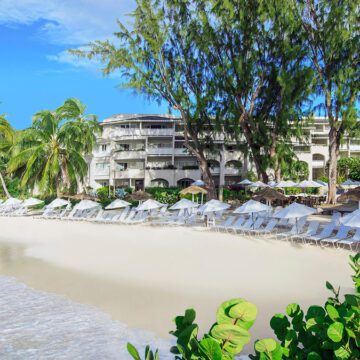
[
  {"left": 211, "top": 323, "right": 250, "bottom": 353},
  {"left": 127, "top": 343, "right": 141, "bottom": 360},
  {"left": 326, "top": 281, "right": 335, "bottom": 292},
  {"left": 286, "top": 303, "right": 301, "bottom": 317},
  {"left": 307, "top": 352, "right": 322, "bottom": 360},
  {"left": 306, "top": 306, "right": 326, "bottom": 320},
  {"left": 199, "top": 338, "right": 222, "bottom": 360},
  {"left": 327, "top": 322, "right": 344, "bottom": 342},
  {"left": 228, "top": 301, "right": 257, "bottom": 328},
  {"left": 255, "top": 338, "right": 277, "bottom": 353},
  {"left": 326, "top": 304, "right": 340, "bottom": 321},
  {"left": 334, "top": 346, "right": 351, "bottom": 359},
  {"left": 216, "top": 298, "right": 246, "bottom": 325}
]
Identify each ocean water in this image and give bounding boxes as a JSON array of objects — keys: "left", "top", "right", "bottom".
[{"left": 0, "top": 276, "right": 172, "bottom": 359}]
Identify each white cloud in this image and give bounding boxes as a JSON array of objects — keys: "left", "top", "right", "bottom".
[{"left": 0, "top": 0, "right": 135, "bottom": 45}]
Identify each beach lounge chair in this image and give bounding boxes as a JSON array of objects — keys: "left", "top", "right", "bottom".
[
  {"left": 214, "top": 216, "right": 236, "bottom": 232},
  {"left": 250, "top": 218, "right": 279, "bottom": 236},
  {"left": 320, "top": 225, "right": 352, "bottom": 247},
  {"left": 275, "top": 217, "right": 307, "bottom": 241},
  {"left": 291, "top": 221, "right": 320, "bottom": 243},
  {"left": 337, "top": 228, "right": 360, "bottom": 251},
  {"left": 331, "top": 212, "right": 341, "bottom": 226},
  {"left": 243, "top": 217, "right": 265, "bottom": 235},
  {"left": 236, "top": 218, "right": 254, "bottom": 234},
  {"left": 277, "top": 218, "right": 289, "bottom": 228},
  {"left": 227, "top": 217, "right": 246, "bottom": 233},
  {"left": 305, "top": 222, "right": 337, "bottom": 245},
  {"left": 122, "top": 209, "right": 137, "bottom": 224}
]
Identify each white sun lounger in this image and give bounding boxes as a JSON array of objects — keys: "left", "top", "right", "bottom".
[
  {"left": 275, "top": 217, "right": 307, "bottom": 241},
  {"left": 236, "top": 218, "right": 254, "bottom": 234},
  {"left": 291, "top": 221, "right": 320, "bottom": 243},
  {"left": 243, "top": 217, "right": 265, "bottom": 235},
  {"left": 227, "top": 217, "right": 246, "bottom": 233},
  {"left": 214, "top": 216, "right": 236, "bottom": 231},
  {"left": 305, "top": 222, "right": 337, "bottom": 245},
  {"left": 337, "top": 228, "right": 360, "bottom": 251},
  {"left": 251, "top": 219, "right": 279, "bottom": 236},
  {"left": 320, "top": 225, "right": 352, "bottom": 247}
]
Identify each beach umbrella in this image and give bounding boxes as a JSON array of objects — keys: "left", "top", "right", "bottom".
[
  {"left": 2, "top": 197, "right": 23, "bottom": 207},
  {"left": 268, "top": 180, "right": 277, "bottom": 187},
  {"left": 169, "top": 198, "right": 199, "bottom": 210},
  {"left": 180, "top": 185, "right": 208, "bottom": 204},
  {"left": 47, "top": 198, "right": 70, "bottom": 209},
  {"left": 105, "top": 199, "right": 131, "bottom": 210},
  {"left": 337, "top": 187, "right": 360, "bottom": 208},
  {"left": 234, "top": 199, "right": 271, "bottom": 214},
  {"left": 200, "top": 199, "right": 230, "bottom": 213},
  {"left": 62, "top": 192, "right": 100, "bottom": 201},
  {"left": 238, "top": 179, "right": 253, "bottom": 185},
  {"left": 340, "top": 209, "right": 360, "bottom": 228},
  {"left": 252, "top": 187, "right": 286, "bottom": 206},
  {"left": 276, "top": 180, "right": 298, "bottom": 188},
  {"left": 297, "top": 180, "right": 321, "bottom": 188},
  {"left": 22, "top": 198, "right": 44, "bottom": 208},
  {"left": 233, "top": 199, "right": 271, "bottom": 228},
  {"left": 74, "top": 200, "right": 101, "bottom": 210},
  {"left": 136, "top": 199, "right": 164, "bottom": 211},
  {"left": 248, "top": 181, "right": 269, "bottom": 188},
  {"left": 316, "top": 180, "right": 328, "bottom": 187},
  {"left": 129, "top": 190, "right": 152, "bottom": 202},
  {"left": 273, "top": 202, "right": 317, "bottom": 233},
  {"left": 191, "top": 179, "right": 205, "bottom": 186},
  {"left": 341, "top": 180, "right": 360, "bottom": 187}
]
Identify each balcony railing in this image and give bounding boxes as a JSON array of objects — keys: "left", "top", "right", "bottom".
[
  {"left": 114, "top": 169, "right": 145, "bottom": 179},
  {"left": 147, "top": 147, "right": 173, "bottom": 155}
]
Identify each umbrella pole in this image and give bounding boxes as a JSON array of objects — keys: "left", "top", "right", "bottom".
[
  {"left": 252, "top": 212, "right": 254, "bottom": 229},
  {"left": 296, "top": 218, "right": 298, "bottom": 234},
  {"left": 201, "top": 193, "right": 203, "bottom": 205}
]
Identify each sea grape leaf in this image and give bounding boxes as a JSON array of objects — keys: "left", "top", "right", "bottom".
[
  {"left": 211, "top": 323, "right": 250, "bottom": 353},
  {"left": 198, "top": 338, "right": 222, "bottom": 360},
  {"left": 327, "top": 322, "right": 344, "bottom": 342},
  {"left": 228, "top": 301, "right": 257, "bottom": 328},
  {"left": 255, "top": 338, "right": 277, "bottom": 352},
  {"left": 216, "top": 298, "right": 246, "bottom": 325},
  {"left": 307, "top": 352, "right": 322, "bottom": 360},
  {"left": 286, "top": 303, "right": 301, "bottom": 317},
  {"left": 326, "top": 304, "right": 339, "bottom": 321}
]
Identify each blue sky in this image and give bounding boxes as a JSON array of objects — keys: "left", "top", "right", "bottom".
[{"left": 0, "top": 1, "right": 168, "bottom": 129}]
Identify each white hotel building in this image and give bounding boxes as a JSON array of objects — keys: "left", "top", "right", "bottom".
[{"left": 87, "top": 114, "right": 360, "bottom": 190}]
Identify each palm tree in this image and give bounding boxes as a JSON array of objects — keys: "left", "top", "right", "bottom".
[
  {"left": 8, "top": 98, "right": 100, "bottom": 196},
  {"left": 0, "top": 115, "right": 14, "bottom": 198}
]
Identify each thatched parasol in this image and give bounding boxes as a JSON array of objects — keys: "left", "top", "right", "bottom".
[
  {"left": 61, "top": 192, "right": 100, "bottom": 202},
  {"left": 337, "top": 187, "right": 360, "bottom": 204},
  {"left": 129, "top": 190, "right": 152, "bottom": 201},
  {"left": 253, "top": 187, "right": 286, "bottom": 205},
  {"left": 180, "top": 185, "right": 208, "bottom": 204}
]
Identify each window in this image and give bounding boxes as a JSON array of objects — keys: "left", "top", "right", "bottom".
[
  {"left": 96, "top": 163, "right": 109, "bottom": 170},
  {"left": 100, "top": 144, "right": 107, "bottom": 152}
]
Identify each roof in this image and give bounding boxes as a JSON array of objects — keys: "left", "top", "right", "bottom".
[{"left": 102, "top": 114, "right": 180, "bottom": 124}]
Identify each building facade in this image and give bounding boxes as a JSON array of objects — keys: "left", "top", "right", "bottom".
[{"left": 87, "top": 114, "right": 360, "bottom": 190}]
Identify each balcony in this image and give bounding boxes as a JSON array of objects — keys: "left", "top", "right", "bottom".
[
  {"left": 147, "top": 147, "right": 173, "bottom": 155},
  {"left": 174, "top": 148, "right": 190, "bottom": 155},
  {"left": 113, "top": 150, "right": 146, "bottom": 160},
  {"left": 141, "top": 129, "right": 174, "bottom": 136},
  {"left": 114, "top": 169, "right": 145, "bottom": 179}
]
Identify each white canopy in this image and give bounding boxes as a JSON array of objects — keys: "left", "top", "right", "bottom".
[
  {"left": 233, "top": 200, "right": 271, "bottom": 214},
  {"left": 74, "top": 200, "right": 101, "bottom": 211},
  {"left": 1, "top": 198, "right": 23, "bottom": 207},
  {"left": 200, "top": 199, "right": 230, "bottom": 213},
  {"left": 47, "top": 198, "right": 70, "bottom": 209},
  {"left": 316, "top": 180, "right": 328, "bottom": 187},
  {"left": 105, "top": 199, "right": 131, "bottom": 210},
  {"left": 276, "top": 180, "right": 298, "bottom": 188},
  {"left": 22, "top": 198, "right": 44, "bottom": 208},
  {"left": 249, "top": 181, "right": 268, "bottom": 188},
  {"left": 341, "top": 180, "right": 360, "bottom": 186},
  {"left": 238, "top": 179, "right": 253, "bottom": 185},
  {"left": 169, "top": 198, "right": 199, "bottom": 210},
  {"left": 191, "top": 180, "right": 205, "bottom": 186},
  {"left": 268, "top": 181, "right": 277, "bottom": 187},
  {"left": 297, "top": 180, "right": 321, "bottom": 188},
  {"left": 340, "top": 209, "right": 360, "bottom": 228},
  {"left": 273, "top": 202, "right": 316, "bottom": 219},
  {"left": 136, "top": 199, "right": 164, "bottom": 211}
]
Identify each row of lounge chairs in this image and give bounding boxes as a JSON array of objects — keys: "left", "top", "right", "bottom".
[{"left": 211, "top": 213, "right": 360, "bottom": 251}]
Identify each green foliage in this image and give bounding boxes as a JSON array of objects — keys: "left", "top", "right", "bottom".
[
  {"left": 7, "top": 98, "right": 100, "bottom": 196},
  {"left": 252, "top": 254, "right": 360, "bottom": 360},
  {"left": 96, "top": 186, "right": 116, "bottom": 207},
  {"left": 283, "top": 160, "right": 309, "bottom": 182},
  {"left": 145, "top": 187, "right": 180, "bottom": 205},
  {"left": 246, "top": 171, "right": 258, "bottom": 182},
  {"left": 337, "top": 157, "right": 360, "bottom": 181}
]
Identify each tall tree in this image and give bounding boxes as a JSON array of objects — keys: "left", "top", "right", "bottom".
[
  {"left": 8, "top": 98, "right": 100, "bottom": 196},
  {"left": 72, "top": 0, "right": 222, "bottom": 199},
  {"left": 0, "top": 115, "right": 13, "bottom": 198},
  {"left": 194, "top": 0, "right": 312, "bottom": 182},
  {"left": 292, "top": 0, "right": 360, "bottom": 203}
]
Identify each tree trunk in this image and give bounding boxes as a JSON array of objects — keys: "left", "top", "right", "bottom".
[
  {"left": 327, "top": 126, "right": 340, "bottom": 204},
  {"left": 0, "top": 171, "right": 11, "bottom": 198},
  {"left": 197, "top": 150, "right": 217, "bottom": 200},
  {"left": 239, "top": 115, "right": 268, "bottom": 183},
  {"left": 269, "top": 135, "right": 281, "bottom": 182}
]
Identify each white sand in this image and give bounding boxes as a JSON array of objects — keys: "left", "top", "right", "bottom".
[{"left": 0, "top": 217, "right": 354, "bottom": 349}]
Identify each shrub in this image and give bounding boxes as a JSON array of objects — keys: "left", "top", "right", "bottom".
[
  {"left": 338, "top": 157, "right": 360, "bottom": 181},
  {"left": 128, "top": 254, "right": 360, "bottom": 360}
]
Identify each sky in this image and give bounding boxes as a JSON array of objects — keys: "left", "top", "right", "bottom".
[{"left": 0, "top": 0, "right": 168, "bottom": 129}]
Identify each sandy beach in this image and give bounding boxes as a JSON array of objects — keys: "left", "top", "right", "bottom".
[{"left": 0, "top": 216, "right": 354, "bottom": 352}]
